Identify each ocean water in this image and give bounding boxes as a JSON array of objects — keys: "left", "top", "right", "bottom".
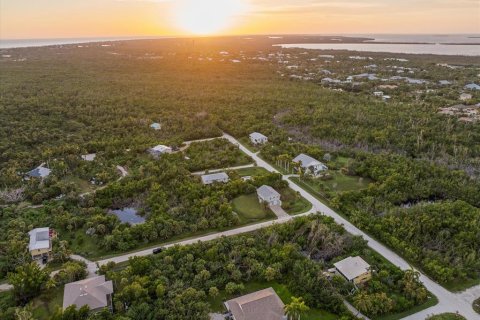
[{"left": 277, "top": 34, "right": 480, "bottom": 56}]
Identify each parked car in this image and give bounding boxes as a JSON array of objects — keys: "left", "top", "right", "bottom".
[{"left": 153, "top": 248, "right": 163, "bottom": 254}]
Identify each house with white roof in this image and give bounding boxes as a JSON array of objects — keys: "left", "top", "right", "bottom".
[
  {"left": 224, "top": 287, "right": 286, "bottom": 320},
  {"left": 150, "top": 123, "right": 161, "bottom": 130},
  {"left": 333, "top": 256, "right": 372, "bottom": 285},
  {"left": 26, "top": 163, "right": 51, "bottom": 179},
  {"left": 460, "top": 93, "right": 473, "bottom": 101},
  {"left": 464, "top": 83, "right": 480, "bottom": 91},
  {"left": 81, "top": 154, "right": 96, "bottom": 161},
  {"left": 149, "top": 145, "right": 172, "bottom": 157},
  {"left": 28, "top": 227, "right": 56, "bottom": 262},
  {"left": 249, "top": 132, "right": 268, "bottom": 145},
  {"left": 257, "top": 185, "right": 282, "bottom": 206},
  {"left": 201, "top": 172, "right": 229, "bottom": 185},
  {"left": 63, "top": 275, "right": 113, "bottom": 312},
  {"left": 293, "top": 154, "right": 328, "bottom": 176}
]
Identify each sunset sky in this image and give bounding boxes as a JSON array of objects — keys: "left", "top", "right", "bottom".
[{"left": 1, "top": 0, "right": 479, "bottom": 39}]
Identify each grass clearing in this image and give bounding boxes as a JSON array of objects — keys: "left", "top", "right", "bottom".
[
  {"left": 424, "top": 313, "right": 466, "bottom": 320},
  {"left": 232, "top": 194, "right": 276, "bottom": 224},
  {"left": 235, "top": 166, "right": 269, "bottom": 177},
  {"left": 208, "top": 281, "right": 339, "bottom": 320},
  {"left": 279, "top": 187, "right": 312, "bottom": 215},
  {"left": 63, "top": 176, "right": 95, "bottom": 194}
]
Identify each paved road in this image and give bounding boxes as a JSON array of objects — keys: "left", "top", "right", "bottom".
[{"left": 191, "top": 164, "right": 255, "bottom": 176}]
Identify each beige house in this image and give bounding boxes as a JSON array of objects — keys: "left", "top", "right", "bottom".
[
  {"left": 63, "top": 275, "right": 114, "bottom": 312},
  {"left": 28, "top": 227, "right": 56, "bottom": 262},
  {"left": 225, "top": 287, "right": 286, "bottom": 320},
  {"left": 333, "top": 256, "right": 372, "bottom": 285}
]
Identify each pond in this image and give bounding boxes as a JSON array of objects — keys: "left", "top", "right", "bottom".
[{"left": 110, "top": 207, "right": 145, "bottom": 225}]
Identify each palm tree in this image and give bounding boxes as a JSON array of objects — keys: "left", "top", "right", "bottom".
[{"left": 284, "top": 296, "right": 310, "bottom": 320}]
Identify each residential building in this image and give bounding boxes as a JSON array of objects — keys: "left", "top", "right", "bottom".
[
  {"left": 249, "top": 132, "right": 268, "bottom": 145},
  {"left": 150, "top": 123, "right": 161, "bottom": 130},
  {"left": 257, "top": 185, "right": 282, "bottom": 206},
  {"left": 63, "top": 275, "right": 114, "bottom": 312},
  {"left": 224, "top": 287, "right": 286, "bottom": 320},
  {"left": 464, "top": 83, "right": 480, "bottom": 91},
  {"left": 81, "top": 154, "right": 96, "bottom": 161},
  {"left": 460, "top": 93, "right": 473, "bottom": 101},
  {"left": 333, "top": 256, "right": 372, "bottom": 285},
  {"left": 28, "top": 227, "right": 56, "bottom": 262},
  {"left": 293, "top": 154, "right": 328, "bottom": 176},
  {"left": 149, "top": 145, "right": 172, "bottom": 157},
  {"left": 26, "top": 163, "right": 51, "bottom": 179},
  {"left": 201, "top": 172, "right": 229, "bottom": 185}
]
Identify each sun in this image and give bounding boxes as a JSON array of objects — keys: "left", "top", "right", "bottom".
[{"left": 173, "top": 0, "right": 247, "bottom": 35}]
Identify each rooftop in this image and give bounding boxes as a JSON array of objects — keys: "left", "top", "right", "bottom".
[
  {"left": 201, "top": 172, "right": 229, "bottom": 184},
  {"left": 27, "top": 164, "right": 51, "bottom": 178},
  {"left": 63, "top": 275, "right": 113, "bottom": 310},
  {"left": 334, "top": 256, "right": 371, "bottom": 281},
  {"left": 28, "top": 227, "right": 50, "bottom": 251},
  {"left": 249, "top": 132, "right": 268, "bottom": 140},
  {"left": 225, "top": 287, "right": 285, "bottom": 320},
  {"left": 257, "top": 185, "right": 281, "bottom": 199},
  {"left": 293, "top": 154, "right": 323, "bottom": 168}
]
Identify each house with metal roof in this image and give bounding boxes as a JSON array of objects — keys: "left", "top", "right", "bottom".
[
  {"left": 293, "top": 154, "right": 328, "bottom": 176},
  {"left": 257, "top": 185, "right": 282, "bottom": 206},
  {"left": 224, "top": 287, "right": 286, "bottom": 320},
  {"left": 26, "top": 163, "right": 51, "bottom": 179},
  {"left": 249, "top": 132, "right": 268, "bottom": 145},
  {"left": 464, "top": 83, "right": 480, "bottom": 91},
  {"left": 333, "top": 256, "right": 372, "bottom": 285},
  {"left": 149, "top": 145, "right": 172, "bottom": 157},
  {"left": 28, "top": 227, "right": 55, "bottom": 262},
  {"left": 201, "top": 172, "right": 229, "bottom": 185},
  {"left": 63, "top": 275, "right": 114, "bottom": 312}
]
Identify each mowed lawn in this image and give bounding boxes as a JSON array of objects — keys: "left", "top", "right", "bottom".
[
  {"left": 279, "top": 188, "right": 312, "bottom": 215},
  {"left": 232, "top": 194, "right": 276, "bottom": 224},
  {"left": 297, "top": 171, "right": 372, "bottom": 197},
  {"left": 235, "top": 166, "right": 269, "bottom": 177},
  {"left": 208, "top": 281, "right": 339, "bottom": 320}
]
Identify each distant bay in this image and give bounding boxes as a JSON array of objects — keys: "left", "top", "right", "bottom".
[{"left": 276, "top": 43, "right": 480, "bottom": 56}]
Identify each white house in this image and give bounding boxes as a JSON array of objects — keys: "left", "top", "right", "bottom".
[
  {"left": 249, "top": 132, "right": 268, "bottom": 145},
  {"left": 373, "top": 91, "right": 384, "bottom": 97},
  {"left": 149, "top": 145, "right": 172, "bottom": 157},
  {"left": 464, "top": 83, "right": 480, "bottom": 91},
  {"left": 293, "top": 154, "right": 328, "bottom": 176},
  {"left": 257, "top": 185, "right": 282, "bottom": 206},
  {"left": 201, "top": 172, "right": 229, "bottom": 185},
  {"left": 460, "top": 93, "right": 473, "bottom": 101},
  {"left": 150, "top": 123, "right": 161, "bottom": 130},
  {"left": 81, "top": 154, "right": 96, "bottom": 161},
  {"left": 28, "top": 227, "right": 56, "bottom": 262}
]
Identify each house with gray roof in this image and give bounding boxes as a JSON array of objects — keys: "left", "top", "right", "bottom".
[
  {"left": 26, "top": 163, "right": 51, "bottom": 179},
  {"left": 149, "top": 145, "right": 172, "bottom": 157},
  {"left": 150, "top": 122, "right": 161, "bottom": 130},
  {"left": 224, "top": 287, "right": 286, "bottom": 320},
  {"left": 201, "top": 172, "right": 229, "bottom": 185},
  {"left": 257, "top": 185, "right": 282, "bottom": 206},
  {"left": 63, "top": 275, "right": 113, "bottom": 312},
  {"left": 249, "top": 132, "right": 268, "bottom": 145},
  {"left": 293, "top": 154, "right": 328, "bottom": 176}
]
